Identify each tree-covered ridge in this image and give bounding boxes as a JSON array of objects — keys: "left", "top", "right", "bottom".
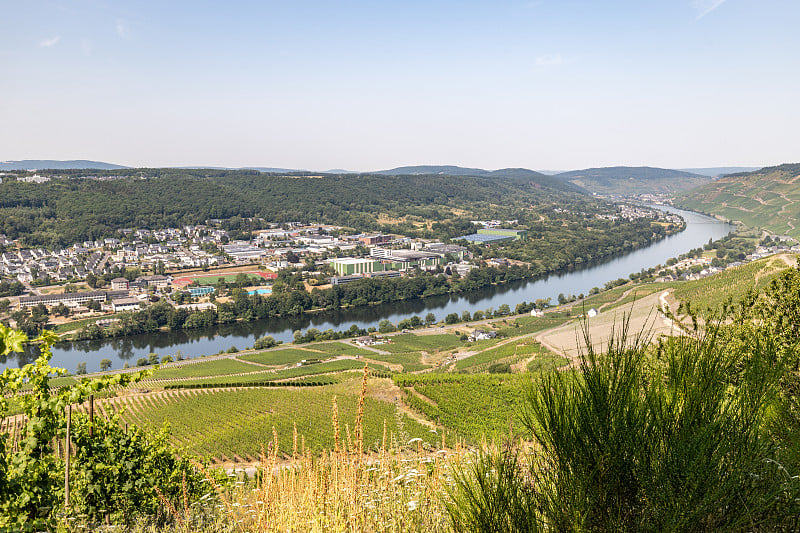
[
  {"left": 676, "top": 162, "right": 800, "bottom": 239},
  {"left": 554, "top": 166, "right": 712, "bottom": 195},
  {"left": 0, "top": 168, "right": 619, "bottom": 246}
]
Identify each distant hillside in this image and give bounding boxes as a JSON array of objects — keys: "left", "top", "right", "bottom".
[
  {"left": 375, "top": 165, "right": 491, "bottom": 177},
  {"left": 0, "top": 159, "right": 127, "bottom": 170},
  {"left": 374, "top": 165, "right": 583, "bottom": 193},
  {"left": 675, "top": 163, "right": 800, "bottom": 239},
  {"left": 679, "top": 167, "right": 760, "bottom": 177},
  {"left": 554, "top": 166, "right": 712, "bottom": 195}
]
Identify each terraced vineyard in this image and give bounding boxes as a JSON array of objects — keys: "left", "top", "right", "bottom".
[
  {"left": 676, "top": 163, "right": 800, "bottom": 238},
  {"left": 144, "top": 359, "right": 386, "bottom": 388},
  {"left": 303, "top": 342, "right": 376, "bottom": 357},
  {"left": 238, "top": 347, "right": 328, "bottom": 366},
  {"left": 493, "top": 312, "right": 572, "bottom": 337},
  {"left": 455, "top": 338, "right": 566, "bottom": 372},
  {"left": 381, "top": 333, "right": 463, "bottom": 354},
  {"left": 359, "top": 352, "right": 430, "bottom": 373},
  {"left": 394, "top": 373, "right": 533, "bottom": 443},
  {"left": 106, "top": 383, "right": 438, "bottom": 460},
  {"left": 149, "top": 358, "right": 263, "bottom": 379},
  {"left": 672, "top": 255, "right": 793, "bottom": 311}
]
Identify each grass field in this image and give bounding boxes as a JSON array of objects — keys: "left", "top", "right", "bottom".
[
  {"left": 51, "top": 316, "right": 104, "bottom": 334},
  {"left": 108, "top": 382, "right": 439, "bottom": 459},
  {"left": 172, "top": 271, "right": 273, "bottom": 287}
]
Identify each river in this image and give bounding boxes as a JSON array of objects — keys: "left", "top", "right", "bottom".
[{"left": 3, "top": 207, "right": 734, "bottom": 372}]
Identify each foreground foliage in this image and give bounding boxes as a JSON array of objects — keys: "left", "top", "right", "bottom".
[
  {"left": 0, "top": 326, "right": 208, "bottom": 531},
  {"left": 447, "top": 269, "right": 800, "bottom": 532}
]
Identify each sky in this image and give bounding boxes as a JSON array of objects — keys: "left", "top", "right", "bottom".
[{"left": 1, "top": 0, "right": 798, "bottom": 171}]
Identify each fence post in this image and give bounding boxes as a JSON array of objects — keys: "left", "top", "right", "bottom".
[
  {"left": 65, "top": 405, "right": 71, "bottom": 508},
  {"left": 89, "top": 394, "right": 94, "bottom": 438}
]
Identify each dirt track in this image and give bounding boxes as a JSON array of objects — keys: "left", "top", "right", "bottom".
[{"left": 536, "top": 291, "right": 679, "bottom": 364}]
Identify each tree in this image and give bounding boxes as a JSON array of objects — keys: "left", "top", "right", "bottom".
[
  {"left": 99, "top": 358, "right": 112, "bottom": 371},
  {"left": 425, "top": 313, "right": 437, "bottom": 326},
  {"left": 76, "top": 361, "right": 87, "bottom": 375},
  {"left": 378, "top": 320, "right": 396, "bottom": 334},
  {"left": 445, "top": 313, "right": 460, "bottom": 324},
  {"left": 254, "top": 335, "right": 278, "bottom": 350},
  {"left": 86, "top": 299, "right": 101, "bottom": 312}
]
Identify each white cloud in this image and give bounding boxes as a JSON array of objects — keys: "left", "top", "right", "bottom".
[
  {"left": 116, "top": 19, "right": 128, "bottom": 38},
  {"left": 39, "top": 36, "right": 61, "bottom": 48},
  {"left": 536, "top": 53, "right": 562, "bottom": 66},
  {"left": 691, "top": 0, "right": 729, "bottom": 20}
]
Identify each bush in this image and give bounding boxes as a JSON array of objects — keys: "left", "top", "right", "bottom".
[
  {"left": 448, "top": 314, "right": 800, "bottom": 531},
  {"left": 487, "top": 363, "right": 511, "bottom": 374},
  {"left": 253, "top": 335, "right": 279, "bottom": 350},
  {"left": 70, "top": 413, "right": 209, "bottom": 525}
]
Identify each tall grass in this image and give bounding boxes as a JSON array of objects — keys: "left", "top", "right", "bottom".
[
  {"left": 448, "top": 314, "right": 800, "bottom": 532},
  {"left": 189, "top": 364, "right": 456, "bottom": 532}
]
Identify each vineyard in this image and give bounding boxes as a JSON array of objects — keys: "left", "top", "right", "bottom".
[
  {"left": 672, "top": 255, "right": 793, "bottom": 311},
  {"left": 238, "top": 347, "right": 332, "bottom": 366},
  {"left": 149, "top": 357, "right": 263, "bottom": 379},
  {"left": 359, "top": 351, "right": 430, "bottom": 372},
  {"left": 393, "top": 373, "right": 533, "bottom": 443},
  {"left": 380, "top": 333, "right": 464, "bottom": 354},
  {"left": 492, "top": 312, "right": 572, "bottom": 338},
  {"left": 455, "top": 338, "right": 566, "bottom": 372},
  {"left": 304, "top": 341, "right": 377, "bottom": 356},
  {"left": 104, "top": 382, "right": 439, "bottom": 460}
]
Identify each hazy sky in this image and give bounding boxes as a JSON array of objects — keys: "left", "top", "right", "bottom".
[{"left": 1, "top": 1, "right": 798, "bottom": 171}]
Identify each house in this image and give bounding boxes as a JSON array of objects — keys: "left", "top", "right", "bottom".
[
  {"left": 469, "top": 329, "right": 497, "bottom": 342},
  {"left": 112, "top": 298, "right": 141, "bottom": 312},
  {"left": 111, "top": 277, "right": 130, "bottom": 290},
  {"left": 354, "top": 336, "right": 375, "bottom": 347},
  {"left": 530, "top": 308, "right": 544, "bottom": 318}
]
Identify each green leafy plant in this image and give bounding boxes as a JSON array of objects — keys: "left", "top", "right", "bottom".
[{"left": 0, "top": 325, "right": 148, "bottom": 530}]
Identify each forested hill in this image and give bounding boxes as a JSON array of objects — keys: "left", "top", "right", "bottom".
[
  {"left": 0, "top": 168, "right": 597, "bottom": 246},
  {"left": 675, "top": 163, "right": 800, "bottom": 239},
  {"left": 555, "top": 166, "right": 712, "bottom": 195},
  {"left": 0, "top": 160, "right": 127, "bottom": 170},
  {"left": 373, "top": 165, "right": 583, "bottom": 193}
]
